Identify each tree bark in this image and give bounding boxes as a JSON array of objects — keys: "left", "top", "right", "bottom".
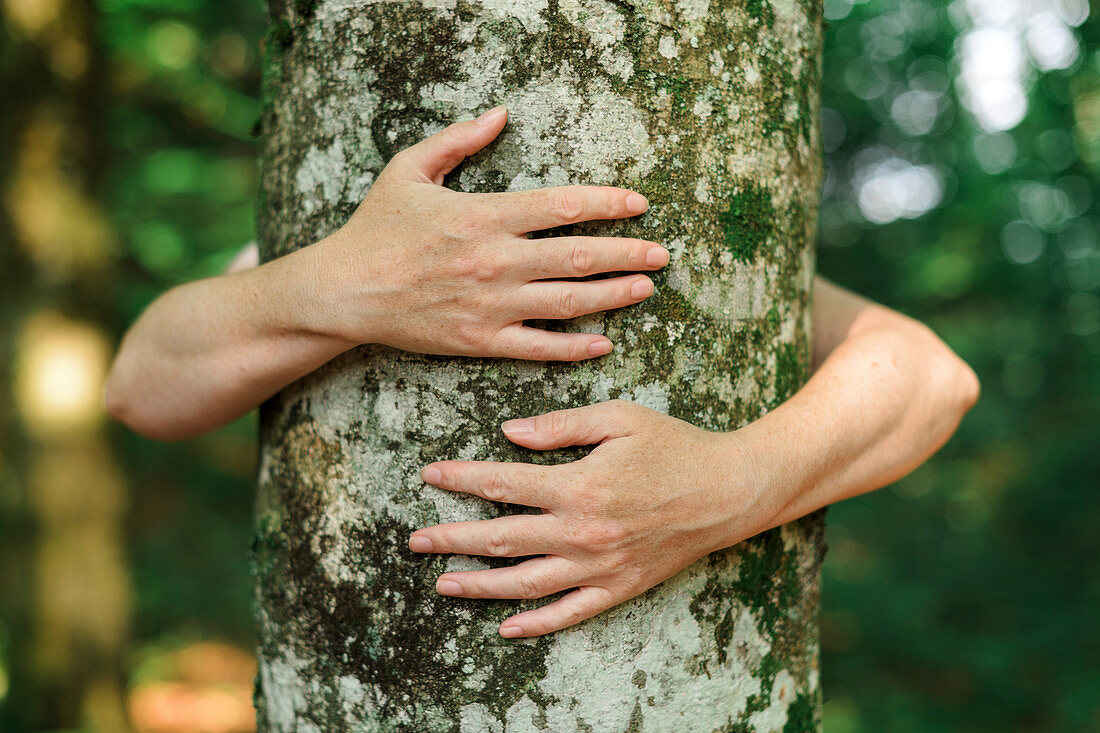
[{"left": 254, "top": 0, "right": 824, "bottom": 730}]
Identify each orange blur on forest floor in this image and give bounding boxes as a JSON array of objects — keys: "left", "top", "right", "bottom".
[{"left": 127, "top": 641, "right": 256, "bottom": 733}]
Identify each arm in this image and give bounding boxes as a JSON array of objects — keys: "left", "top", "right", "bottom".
[
  {"left": 409, "top": 276, "right": 980, "bottom": 637},
  {"left": 758, "top": 276, "right": 980, "bottom": 527},
  {"left": 106, "top": 107, "right": 668, "bottom": 440}
]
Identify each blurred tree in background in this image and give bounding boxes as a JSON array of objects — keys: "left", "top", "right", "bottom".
[
  {"left": 0, "top": 0, "right": 1097, "bottom": 731},
  {"left": 2, "top": 0, "right": 263, "bottom": 730},
  {"left": 817, "top": 0, "right": 1100, "bottom": 730}
]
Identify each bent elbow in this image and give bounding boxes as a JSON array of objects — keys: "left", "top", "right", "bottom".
[
  {"left": 929, "top": 335, "right": 979, "bottom": 420},
  {"left": 104, "top": 366, "right": 186, "bottom": 441},
  {"left": 904, "top": 320, "right": 979, "bottom": 423},
  {"left": 955, "top": 356, "right": 980, "bottom": 413},
  {"left": 103, "top": 368, "right": 134, "bottom": 427}
]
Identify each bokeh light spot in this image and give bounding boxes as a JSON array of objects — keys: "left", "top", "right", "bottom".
[
  {"left": 1002, "top": 220, "right": 1045, "bottom": 264},
  {"left": 147, "top": 21, "right": 199, "bottom": 71},
  {"left": 14, "top": 312, "right": 111, "bottom": 439}
]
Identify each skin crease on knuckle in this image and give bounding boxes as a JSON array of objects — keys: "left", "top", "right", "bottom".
[
  {"left": 552, "top": 188, "right": 585, "bottom": 223},
  {"left": 485, "top": 528, "right": 512, "bottom": 557},
  {"left": 569, "top": 241, "right": 594, "bottom": 276},
  {"left": 522, "top": 336, "right": 551, "bottom": 362},
  {"left": 555, "top": 288, "right": 580, "bottom": 319},
  {"left": 516, "top": 573, "right": 545, "bottom": 600},
  {"left": 479, "top": 469, "right": 510, "bottom": 503},
  {"left": 543, "top": 410, "right": 572, "bottom": 441}
]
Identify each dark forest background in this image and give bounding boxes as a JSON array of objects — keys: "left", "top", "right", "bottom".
[{"left": 1, "top": 0, "right": 1097, "bottom": 730}]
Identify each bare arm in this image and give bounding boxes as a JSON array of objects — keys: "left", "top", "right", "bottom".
[
  {"left": 756, "top": 276, "right": 980, "bottom": 527},
  {"left": 106, "top": 108, "right": 668, "bottom": 440},
  {"left": 408, "top": 276, "right": 980, "bottom": 637},
  {"left": 105, "top": 246, "right": 352, "bottom": 440}
]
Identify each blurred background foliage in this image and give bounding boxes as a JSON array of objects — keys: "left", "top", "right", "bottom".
[{"left": 0, "top": 0, "right": 1096, "bottom": 731}]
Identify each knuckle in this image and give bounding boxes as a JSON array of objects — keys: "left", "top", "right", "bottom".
[
  {"left": 552, "top": 189, "right": 585, "bottom": 222},
  {"left": 564, "top": 479, "right": 603, "bottom": 515},
  {"left": 560, "top": 605, "right": 587, "bottom": 628},
  {"left": 440, "top": 124, "right": 464, "bottom": 143},
  {"left": 614, "top": 566, "right": 648, "bottom": 594},
  {"left": 455, "top": 322, "right": 492, "bottom": 350},
  {"left": 607, "top": 398, "right": 634, "bottom": 416},
  {"left": 524, "top": 618, "right": 550, "bottom": 637},
  {"left": 556, "top": 289, "right": 580, "bottom": 319},
  {"left": 481, "top": 472, "right": 508, "bottom": 502},
  {"left": 387, "top": 148, "right": 414, "bottom": 169},
  {"left": 596, "top": 550, "right": 631, "bottom": 578},
  {"left": 523, "top": 337, "right": 552, "bottom": 361},
  {"left": 592, "top": 521, "right": 629, "bottom": 548},
  {"left": 569, "top": 242, "right": 594, "bottom": 275},
  {"left": 485, "top": 528, "right": 511, "bottom": 557},
  {"left": 445, "top": 212, "right": 490, "bottom": 244},
  {"left": 516, "top": 574, "right": 544, "bottom": 600},
  {"left": 428, "top": 533, "right": 451, "bottom": 553},
  {"left": 575, "top": 521, "right": 627, "bottom": 552},
  {"left": 452, "top": 252, "right": 503, "bottom": 281},
  {"left": 544, "top": 411, "right": 571, "bottom": 439}
]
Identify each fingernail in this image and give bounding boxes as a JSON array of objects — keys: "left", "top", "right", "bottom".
[
  {"left": 645, "top": 247, "right": 669, "bottom": 268},
  {"left": 476, "top": 105, "right": 506, "bottom": 126},
  {"left": 625, "top": 193, "right": 648, "bottom": 214},
  {"left": 631, "top": 278, "right": 654, "bottom": 299},
  {"left": 422, "top": 466, "right": 442, "bottom": 485},
  {"left": 500, "top": 624, "right": 524, "bottom": 638},
  {"left": 409, "top": 535, "right": 433, "bottom": 553},
  {"left": 438, "top": 579, "right": 463, "bottom": 595},
  {"left": 588, "top": 339, "right": 612, "bottom": 356},
  {"left": 501, "top": 418, "right": 534, "bottom": 436}
]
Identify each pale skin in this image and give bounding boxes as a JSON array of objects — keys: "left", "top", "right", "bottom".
[{"left": 107, "top": 107, "right": 980, "bottom": 639}]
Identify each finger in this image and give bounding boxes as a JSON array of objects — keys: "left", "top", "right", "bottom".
[
  {"left": 520, "top": 236, "right": 669, "bottom": 279},
  {"left": 498, "top": 586, "right": 618, "bottom": 637},
  {"left": 514, "top": 276, "right": 653, "bottom": 321},
  {"left": 500, "top": 400, "right": 646, "bottom": 449},
  {"left": 388, "top": 106, "right": 508, "bottom": 184},
  {"left": 486, "top": 186, "right": 648, "bottom": 233},
  {"left": 410, "top": 514, "right": 562, "bottom": 558},
  {"left": 421, "top": 460, "right": 564, "bottom": 508},
  {"left": 487, "top": 325, "right": 613, "bottom": 361},
  {"left": 436, "top": 556, "right": 582, "bottom": 599}
]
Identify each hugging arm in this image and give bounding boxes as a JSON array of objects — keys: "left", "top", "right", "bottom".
[
  {"left": 409, "top": 277, "right": 980, "bottom": 638},
  {"left": 105, "top": 108, "right": 668, "bottom": 440}
]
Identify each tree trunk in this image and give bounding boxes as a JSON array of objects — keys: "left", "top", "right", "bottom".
[{"left": 254, "top": 0, "right": 824, "bottom": 730}]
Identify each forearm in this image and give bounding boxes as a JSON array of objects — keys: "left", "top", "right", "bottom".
[
  {"left": 734, "top": 309, "right": 979, "bottom": 533},
  {"left": 105, "top": 247, "right": 352, "bottom": 440}
]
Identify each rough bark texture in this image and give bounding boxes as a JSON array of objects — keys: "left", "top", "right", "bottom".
[{"left": 254, "top": 0, "right": 824, "bottom": 730}]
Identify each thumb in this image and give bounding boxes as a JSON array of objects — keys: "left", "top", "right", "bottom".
[
  {"left": 389, "top": 106, "right": 508, "bottom": 185},
  {"left": 501, "top": 400, "right": 644, "bottom": 450}
]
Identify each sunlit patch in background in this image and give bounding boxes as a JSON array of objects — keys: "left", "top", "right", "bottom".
[
  {"left": 5, "top": 107, "right": 116, "bottom": 280},
  {"left": 956, "top": 0, "right": 1088, "bottom": 131},
  {"left": 854, "top": 151, "right": 944, "bottom": 224},
  {"left": 128, "top": 640, "right": 256, "bottom": 733},
  {"left": 14, "top": 312, "right": 111, "bottom": 439}
]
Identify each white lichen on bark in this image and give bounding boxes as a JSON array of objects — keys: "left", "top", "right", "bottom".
[{"left": 254, "top": 0, "right": 825, "bottom": 730}]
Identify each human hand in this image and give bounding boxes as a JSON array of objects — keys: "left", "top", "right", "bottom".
[
  {"left": 304, "top": 106, "right": 668, "bottom": 360},
  {"left": 409, "top": 400, "right": 774, "bottom": 637}
]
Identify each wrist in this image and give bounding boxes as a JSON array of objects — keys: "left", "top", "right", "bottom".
[
  {"left": 249, "top": 241, "right": 360, "bottom": 356},
  {"left": 736, "top": 406, "right": 823, "bottom": 532},
  {"left": 707, "top": 413, "right": 813, "bottom": 550}
]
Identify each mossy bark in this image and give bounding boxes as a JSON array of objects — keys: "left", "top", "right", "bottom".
[{"left": 254, "top": 0, "right": 825, "bottom": 730}]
